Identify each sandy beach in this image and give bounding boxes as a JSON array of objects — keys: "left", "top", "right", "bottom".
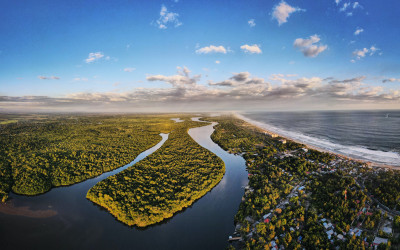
[{"left": 233, "top": 113, "right": 399, "bottom": 170}]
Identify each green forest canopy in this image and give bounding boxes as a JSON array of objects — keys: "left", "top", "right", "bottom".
[
  {"left": 0, "top": 114, "right": 182, "bottom": 201},
  {"left": 87, "top": 120, "right": 225, "bottom": 227}
]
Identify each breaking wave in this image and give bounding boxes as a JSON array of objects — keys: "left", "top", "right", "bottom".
[{"left": 237, "top": 113, "right": 400, "bottom": 166}]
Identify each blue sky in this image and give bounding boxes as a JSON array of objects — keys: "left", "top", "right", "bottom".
[{"left": 0, "top": 0, "right": 399, "bottom": 112}]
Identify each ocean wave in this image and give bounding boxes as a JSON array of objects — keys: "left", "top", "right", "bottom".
[{"left": 237, "top": 113, "right": 400, "bottom": 166}]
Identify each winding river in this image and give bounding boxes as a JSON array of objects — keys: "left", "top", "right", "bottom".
[{"left": 0, "top": 119, "right": 248, "bottom": 250}]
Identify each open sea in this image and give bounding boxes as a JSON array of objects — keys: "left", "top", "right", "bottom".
[{"left": 240, "top": 110, "right": 400, "bottom": 167}]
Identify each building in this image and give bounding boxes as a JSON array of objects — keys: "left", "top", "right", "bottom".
[
  {"left": 263, "top": 213, "right": 272, "bottom": 220},
  {"left": 373, "top": 237, "right": 388, "bottom": 249},
  {"left": 382, "top": 226, "right": 392, "bottom": 235},
  {"left": 326, "top": 229, "right": 334, "bottom": 239}
]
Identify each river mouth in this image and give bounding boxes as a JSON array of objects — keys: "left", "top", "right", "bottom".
[{"left": 1, "top": 119, "right": 248, "bottom": 250}]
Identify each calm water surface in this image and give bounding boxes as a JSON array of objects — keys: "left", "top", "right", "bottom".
[{"left": 0, "top": 120, "right": 248, "bottom": 249}]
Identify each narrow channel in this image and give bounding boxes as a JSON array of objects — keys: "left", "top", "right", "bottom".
[{"left": 0, "top": 120, "right": 248, "bottom": 250}]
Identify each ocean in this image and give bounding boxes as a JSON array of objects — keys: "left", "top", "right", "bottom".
[{"left": 240, "top": 110, "right": 400, "bottom": 167}]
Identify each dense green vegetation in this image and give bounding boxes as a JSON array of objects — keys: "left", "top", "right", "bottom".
[
  {"left": 86, "top": 120, "right": 225, "bottom": 227},
  {"left": 3, "top": 112, "right": 399, "bottom": 249},
  {"left": 0, "top": 114, "right": 178, "bottom": 201},
  {"left": 206, "top": 115, "right": 396, "bottom": 249},
  {"left": 364, "top": 170, "right": 400, "bottom": 209},
  {"left": 0, "top": 120, "right": 18, "bottom": 125},
  {"left": 1, "top": 113, "right": 226, "bottom": 228},
  {"left": 306, "top": 148, "right": 334, "bottom": 164},
  {"left": 308, "top": 172, "right": 368, "bottom": 231}
]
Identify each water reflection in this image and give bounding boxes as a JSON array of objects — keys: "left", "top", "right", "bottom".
[{"left": 1, "top": 120, "right": 248, "bottom": 250}]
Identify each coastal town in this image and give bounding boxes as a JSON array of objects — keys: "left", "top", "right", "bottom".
[{"left": 206, "top": 116, "right": 400, "bottom": 250}]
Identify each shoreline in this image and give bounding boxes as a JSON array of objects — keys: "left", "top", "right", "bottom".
[{"left": 233, "top": 113, "right": 399, "bottom": 170}]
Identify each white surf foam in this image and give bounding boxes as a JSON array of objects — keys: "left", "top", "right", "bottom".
[{"left": 237, "top": 113, "right": 400, "bottom": 166}]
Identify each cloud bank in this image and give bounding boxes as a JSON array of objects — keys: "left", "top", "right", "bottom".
[
  {"left": 2, "top": 68, "right": 399, "bottom": 112},
  {"left": 383, "top": 78, "right": 400, "bottom": 83}
]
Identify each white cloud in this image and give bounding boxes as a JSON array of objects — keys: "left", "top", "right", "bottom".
[
  {"left": 302, "top": 45, "right": 327, "bottom": 58},
  {"left": 293, "top": 35, "right": 327, "bottom": 57},
  {"left": 124, "top": 68, "right": 136, "bottom": 72},
  {"left": 215, "top": 60, "right": 221, "bottom": 64},
  {"left": 353, "top": 48, "right": 368, "bottom": 59},
  {"left": 337, "top": 2, "right": 361, "bottom": 15},
  {"left": 354, "top": 28, "right": 364, "bottom": 35},
  {"left": 369, "top": 46, "right": 378, "bottom": 55},
  {"left": 294, "top": 35, "right": 320, "bottom": 48},
  {"left": 73, "top": 77, "right": 89, "bottom": 81},
  {"left": 85, "top": 52, "right": 105, "bottom": 63},
  {"left": 353, "top": 2, "right": 361, "bottom": 9},
  {"left": 353, "top": 46, "right": 380, "bottom": 60},
  {"left": 272, "top": 1, "right": 304, "bottom": 26},
  {"left": 269, "top": 74, "right": 298, "bottom": 81},
  {"left": 248, "top": 19, "right": 256, "bottom": 27},
  {"left": 240, "top": 44, "right": 262, "bottom": 54},
  {"left": 340, "top": 2, "right": 350, "bottom": 12},
  {"left": 155, "top": 5, "right": 182, "bottom": 29},
  {"left": 196, "top": 45, "right": 227, "bottom": 54},
  {"left": 38, "top": 76, "right": 60, "bottom": 80},
  {"left": 335, "top": 0, "right": 341, "bottom": 5},
  {"left": 146, "top": 66, "right": 200, "bottom": 88}
]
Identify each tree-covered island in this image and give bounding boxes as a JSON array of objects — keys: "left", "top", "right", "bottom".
[{"left": 87, "top": 120, "right": 224, "bottom": 227}]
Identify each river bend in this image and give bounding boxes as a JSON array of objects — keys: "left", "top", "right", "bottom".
[{"left": 0, "top": 120, "right": 248, "bottom": 250}]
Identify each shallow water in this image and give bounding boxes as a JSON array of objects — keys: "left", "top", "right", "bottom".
[{"left": 0, "top": 120, "right": 248, "bottom": 249}]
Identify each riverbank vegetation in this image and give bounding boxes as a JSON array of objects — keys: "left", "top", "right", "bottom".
[
  {"left": 86, "top": 120, "right": 224, "bottom": 227},
  {"left": 0, "top": 114, "right": 179, "bottom": 201}
]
